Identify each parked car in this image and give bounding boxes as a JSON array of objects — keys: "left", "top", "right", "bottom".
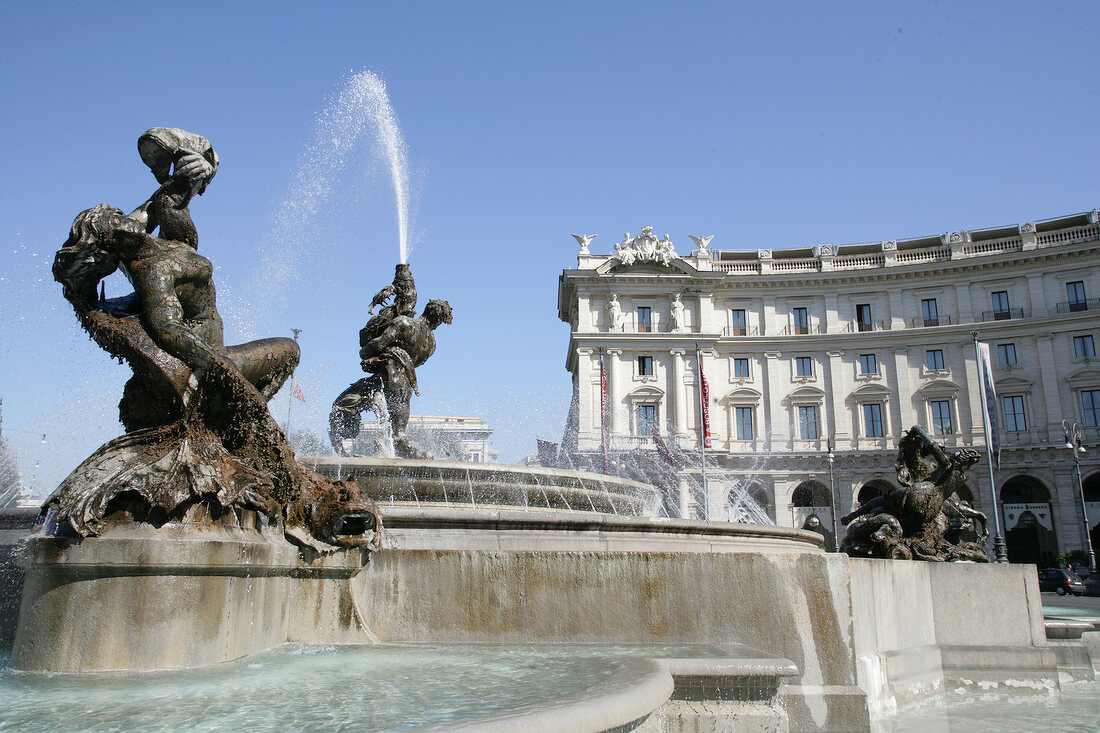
[{"left": 1038, "top": 568, "right": 1086, "bottom": 596}]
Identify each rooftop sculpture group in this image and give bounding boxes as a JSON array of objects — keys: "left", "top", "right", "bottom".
[
  {"left": 840, "top": 426, "right": 990, "bottom": 562},
  {"left": 49, "top": 128, "right": 378, "bottom": 552},
  {"left": 328, "top": 264, "right": 452, "bottom": 458}
]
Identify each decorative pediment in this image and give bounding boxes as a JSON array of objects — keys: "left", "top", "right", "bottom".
[
  {"left": 627, "top": 385, "right": 665, "bottom": 400},
  {"left": 720, "top": 387, "right": 763, "bottom": 405},
  {"left": 994, "top": 375, "right": 1033, "bottom": 392},
  {"left": 849, "top": 383, "right": 892, "bottom": 400},
  {"left": 1065, "top": 368, "right": 1100, "bottom": 387},
  {"left": 917, "top": 378, "right": 961, "bottom": 397},
  {"left": 788, "top": 385, "right": 826, "bottom": 402}
]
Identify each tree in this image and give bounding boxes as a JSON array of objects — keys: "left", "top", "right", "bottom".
[{"left": 289, "top": 429, "right": 331, "bottom": 457}]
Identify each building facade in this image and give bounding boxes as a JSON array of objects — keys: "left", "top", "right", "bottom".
[
  {"left": 558, "top": 212, "right": 1100, "bottom": 565},
  {"left": 351, "top": 415, "right": 498, "bottom": 463}
]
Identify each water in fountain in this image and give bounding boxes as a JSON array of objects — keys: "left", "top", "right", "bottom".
[{"left": 236, "top": 69, "right": 411, "bottom": 339}]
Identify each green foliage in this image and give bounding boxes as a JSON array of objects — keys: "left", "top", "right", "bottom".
[
  {"left": 1056, "top": 550, "right": 1090, "bottom": 568},
  {"left": 0, "top": 437, "right": 24, "bottom": 508}
]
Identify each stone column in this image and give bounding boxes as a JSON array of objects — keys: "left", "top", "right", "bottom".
[
  {"left": 955, "top": 282, "right": 974, "bottom": 323},
  {"left": 826, "top": 351, "right": 849, "bottom": 446},
  {"left": 670, "top": 349, "right": 687, "bottom": 436},
  {"left": 606, "top": 349, "right": 624, "bottom": 437},
  {"left": 888, "top": 290, "right": 906, "bottom": 331},
  {"left": 763, "top": 296, "right": 777, "bottom": 337},
  {"left": 1036, "top": 335, "right": 1065, "bottom": 441},
  {"left": 577, "top": 348, "right": 593, "bottom": 434},
  {"left": 764, "top": 351, "right": 784, "bottom": 449},
  {"left": 1026, "top": 273, "right": 1047, "bottom": 319},
  {"left": 892, "top": 347, "right": 914, "bottom": 430}
]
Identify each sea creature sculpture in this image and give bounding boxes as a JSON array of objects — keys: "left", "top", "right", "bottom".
[{"left": 840, "top": 426, "right": 989, "bottom": 562}]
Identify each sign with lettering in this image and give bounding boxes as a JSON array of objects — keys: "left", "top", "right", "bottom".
[{"left": 1003, "top": 502, "right": 1053, "bottom": 531}]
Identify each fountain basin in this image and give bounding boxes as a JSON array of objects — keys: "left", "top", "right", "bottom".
[{"left": 309, "top": 457, "right": 662, "bottom": 516}]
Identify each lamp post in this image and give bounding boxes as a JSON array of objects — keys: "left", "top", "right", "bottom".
[
  {"left": 1063, "top": 419, "right": 1097, "bottom": 573},
  {"left": 827, "top": 439, "right": 839, "bottom": 551}
]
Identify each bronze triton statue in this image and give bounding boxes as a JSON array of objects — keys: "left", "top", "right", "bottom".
[
  {"left": 48, "top": 128, "right": 378, "bottom": 553},
  {"left": 840, "top": 426, "right": 989, "bottom": 562},
  {"left": 329, "top": 265, "right": 452, "bottom": 458}
]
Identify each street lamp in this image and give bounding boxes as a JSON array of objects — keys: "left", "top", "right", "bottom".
[
  {"left": 827, "top": 439, "right": 839, "bottom": 551},
  {"left": 1063, "top": 419, "right": 1097, "bottom": 573}
]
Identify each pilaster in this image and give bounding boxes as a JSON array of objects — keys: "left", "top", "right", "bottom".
[
  {"left": 826, "top": 351, "right": 850, "bottom": 445},
  {"left": 892, "top": 347, "right": 914, "bottom": 430},
  {"left": 606, "top": 349, "right": 624, "bottom": 436},
  {"left": 670, "top": 349, "right": 687, "bottom": 435},
  {"left": 764, "top": 351, "right": 785, "bottom": 450}
]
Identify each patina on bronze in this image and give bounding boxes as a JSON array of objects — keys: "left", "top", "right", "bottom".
[
  {"left": 47, "top": 128, "right": 379, "bottom": 552},
  {"left": 329, "top": 265, "right": 452, "bottom": 458},
  {"left": 840, "top": 426, "right": 989, "bottom": 562}
]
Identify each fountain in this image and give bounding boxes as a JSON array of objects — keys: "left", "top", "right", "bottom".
[{"left": 3, "top": 102, "right": 1097, "bottom": 731}]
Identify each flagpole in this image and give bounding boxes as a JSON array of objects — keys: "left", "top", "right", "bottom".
[
  {"left": 696, "top": 345, "right": 709, "bottom": 521},
  {"left": 286, "top": 328, "right": 302, "bottom": 435},
  {"left": 973, "top": 331, "right": 1008, "bottom": 562}
]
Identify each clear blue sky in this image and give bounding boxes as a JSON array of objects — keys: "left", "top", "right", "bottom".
[{"left": 1, "top": 1, "right": 1097, "bottom": 494}]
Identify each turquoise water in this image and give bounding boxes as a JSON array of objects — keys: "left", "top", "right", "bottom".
[{"left": 3, "top": 643, "right": 1098, "bottom": 731}]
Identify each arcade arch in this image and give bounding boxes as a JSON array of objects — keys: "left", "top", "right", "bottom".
[{"left": 1001, "top": 476, "right": 1057, "bottom": 567}]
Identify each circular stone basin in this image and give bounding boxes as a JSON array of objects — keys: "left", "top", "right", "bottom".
[
  {"left": 0, "top": 644, "right": 674, "bottom": 732},
  {"left": 308, "top": 457, "right": 662, "bottom": 517}
]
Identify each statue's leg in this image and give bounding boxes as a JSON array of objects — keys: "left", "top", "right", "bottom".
[
  {"left": 328, "top": 377, "right": 379, "bottom": 455},
  {"left": 227, "top": 337, "right": 301, "bottom": 401}
]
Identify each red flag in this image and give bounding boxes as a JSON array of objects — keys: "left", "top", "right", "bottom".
[
  {"left": 652, "top": 423, "right": 677, "bottom": 466},
  {"left": 699, "top": 355, "right": 711, "bottom": 449},
  {"left": 293, "top": 383, "right": 306, "bottom": 402},
  {"left": 600, "top": 353, "right": 609, "bottom": 471}
]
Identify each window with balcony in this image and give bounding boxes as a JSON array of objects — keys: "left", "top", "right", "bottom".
[
  {"left": 798, "top": 405, "right": 819, "bottom": 439},
  {"left": 795, "top": 356, "right": 814, "bottom": 377},
  {"left": 991, "top": 291, "right": 1010, "bottom": 320},
  {"left": 1083, "top": 390, "right": 1100, "bottom": 427},
  {"left": 926, "top": 349, "right": 945, "bottom": 371},
  {"left": 731, "top": 309, "right": 747, "bottom": 336},
  {"left": 636, "top": 404, "right": 657, "bottom": 436},
  {"left": 858, "top": 353, "right": 877, "bottom": 375},
  {"left": 793, "top": 307, "right": 809, "bottom": 335},
  {"left": 997, "top": 343, "right": 1017, "bottom": 366},
  {"left": 856, "top": 303, "right": 872, "bottom": 332},
  {"left": 862, "top": 403, "right": 884, "bottom": 437},
  {"left": 733, "top": 358, "right": 750, "bottom": 379},
  {"left": 636, "top": 306, "right": 652, "bottom": 333},
  {"left": 1074, "top": 335, "right": 1095, "bottom": 359},
  {"left": 930, "top": 400, "right": 953, "bottom": 435},
  {"left": 921, "top": 298, "right": 939, "bottom": 327},
  {"left": 735, "top": 406, "right": 754, "bottom": 440},
  {"left": 1002, "top": 395, "right": 1026, "bottom": 432},
  {"left": 638, "top": 355, "right": 654, "bottom": 376},
  {"left": 1068, "top": 281, "right": 1088, "bottom": 312}
]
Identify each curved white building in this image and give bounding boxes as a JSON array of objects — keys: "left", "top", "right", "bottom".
[{"left": 558, "top": 211, "right": 1100, "bottom": 565}]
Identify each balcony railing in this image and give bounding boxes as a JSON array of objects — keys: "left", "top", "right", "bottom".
[
  {"left": 908, "top": 315, "right": 955, "bottom": 328},
  {"left": 779, "top": 324, "right": 825, "bottom": 335},
  {"left": 723, "top": 325, "right": 763, "bottom": 336},
  {"left": 1056, "top": 298, "right": 1098, "bottom": 314},
  {"left": 980, "top": 307, "right": 1030, "bottom": 322},
  {"left": 843, "top": 321, "right": 890, "bottom": 333}
]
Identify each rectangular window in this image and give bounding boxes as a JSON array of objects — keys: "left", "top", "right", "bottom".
[
  {"left": 735, "top": 406, "right": 754, "bottom": 440},
  {"left": 862, "top": 403, "right": 884, "bottom": 438},
  {"left": 731, "top": 309, "right": 747, "bottom": 336},
  {"left": 856, "top": 304, "right": 872, "bottom": 332},
  {"left": 921, "top": 298, "right": 939, "bottom": 327},
  {"left": 858, "top": 353, "right": 877, "bottom": 375},
  {"left": 992, "top": 291, "right": 1010, "bottom": 320},
  {"left": 637, "top": 404, "right": 657, "bottom": 436},
  {"left": 930, "top": 400, "right": 953, "bottom": 435},
  {"left": 926, "top": 349, "right": 945, "bottom": 371},
  {"left": 733, "top": 358, "right": 750, "bottom": 379},
  {"left": 798, "top": 405, "right": 819, "bottom": 439},
  {"left": 793, "top": 307, "right": 809, "bottom": 335},
  {"left": 636, "top": 307, "right": 652, "bottom": 333},
  {"left": 1068, "top": 281, "right": 1088, "bottom": 312},
  {"left": 1002, "top": 395, "right": 1026, "bottom": 432},
  {"left": 638, "top": 355, "right": 654, "bottom": 376},
  {"left": 1083, "top": 390, "right": 1100, "bottom": 427},
  {"left": 997, "top": 343, "right": 1017, "bottom": 366},
  {"left": 795, "top": 356, "right": 814, "bottom": 377},
  {"left": 1074, "top": 335, "right": 1096, "bottom": 358}
]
